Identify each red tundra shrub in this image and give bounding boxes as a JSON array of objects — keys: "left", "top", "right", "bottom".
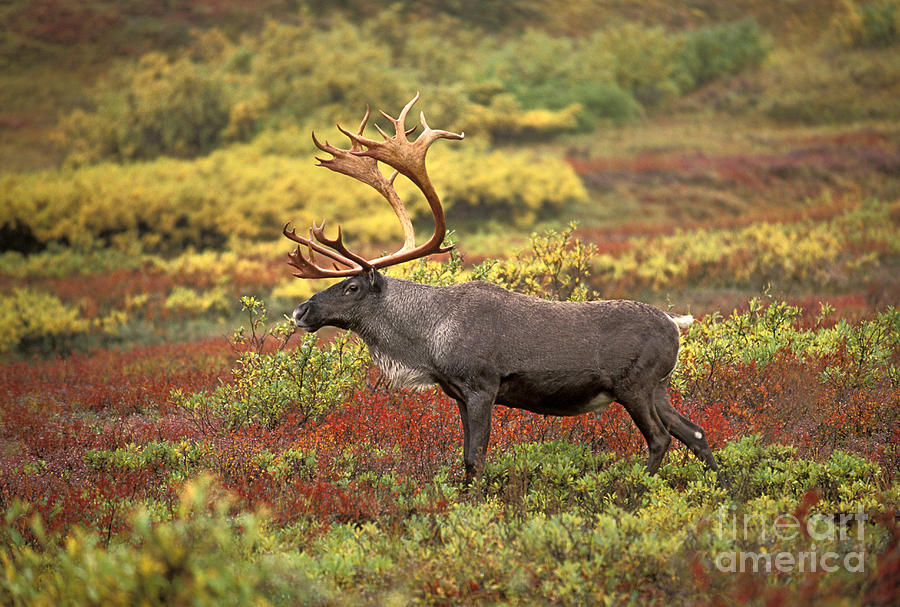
[
  {"left": 0, "top": 338, "right": 234, "bottom": 537},
  {"left": 679, "top": 349, "right": 899, "bottom": 470},
  {"left": 1, "top": 338, "right": 232, "bottom": 415},
  {"left": 300, "top": 383, "right": 652, "bottom": 484}
]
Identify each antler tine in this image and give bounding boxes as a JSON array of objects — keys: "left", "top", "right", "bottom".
[
  {"left": 396, "top": 92, "right": 420, "bottom": 128},
  {"left": 355, "top": 105, "right": 370, "bottom": 140},
  {"left": 419, "top": 110, "right": 465, "bottom": 147},
  {"left": 373, "top": 92, "right": 420, "bottom": 143},
  {"left": 283, "top": 222, "right": 349, "bottom": 262},
  {"left": 316, "top": 107, "right": 418, "bottom": 254},
  {"left": 287, "top": 245, "right": 338, "bottom": 279},
  {"left": 305, "top": 226, "right": 348, "bottom": 272},
  {"left": 310, "top": 220, "right": 374, "bottom": 272},
  {"left": 373, "top": 122, "right": 390, "bottom": 140},
  {"left": 282, "top": 222, "right": 369, "bottom": 278},
  {"left": 342, "top": 96, "right": 464, "bottom": 186},
  {"left": 312, "top": 103, "right": 369, "bottom": 160}
]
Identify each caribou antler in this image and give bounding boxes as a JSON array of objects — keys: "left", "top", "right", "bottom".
[{"left": 284, "top": 94, "right": 464, "bottom": 279}]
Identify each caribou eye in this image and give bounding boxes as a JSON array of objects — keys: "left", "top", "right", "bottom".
[{"left": 345, "top": 284, "right": 359, "bottom": 295}]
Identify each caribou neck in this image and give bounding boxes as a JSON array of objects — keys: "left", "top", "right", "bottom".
[{"left": 353, "top": 276, "right": 443, "bottom": 359}]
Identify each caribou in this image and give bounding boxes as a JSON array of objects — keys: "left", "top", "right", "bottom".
[{"left": 283, "top": 95, "right": 719, "bottom": 483}]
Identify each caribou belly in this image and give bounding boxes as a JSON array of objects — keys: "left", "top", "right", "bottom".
[{"left": 496, "top": 372, "right": 615, "bottom": 417}]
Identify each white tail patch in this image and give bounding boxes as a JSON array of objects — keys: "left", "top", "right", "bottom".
[
  {"left": 669, "top": 314, "right": 694, "bottom": 330},
  {"left": 665, "top": 313, "right": 694, "bottom": 379}
]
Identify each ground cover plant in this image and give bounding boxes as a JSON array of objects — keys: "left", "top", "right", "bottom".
[
  {"left": 2, "top": 239, "right": 899, "bottom": 605},
  {"left": 2, "top": 0, "right": 899, "bottom": 605}
]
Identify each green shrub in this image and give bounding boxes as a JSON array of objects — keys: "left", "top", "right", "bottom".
[
  {"left": 713, "top": 435, "right": 886, "bottom": 508},
  {"left": 3, "top": 454, "right": 895, "bottom": 606},
  {"left": 173, "top": 297, "right": 367, "bottom": 430},
  {"left": 858, "top": 0, "right": 900, "bottom": 45},
  {"left": 51, "top": 11, "right": 776, "bottom": 166},
  {"left": 0, "top": 240, "right": 144, "bottom": 279},
  {"left": 249, "top": 18, "right": 410, "bottom": 128},
  {"left": 672, "top": 297, "right": 900, "bottom": 392},
  {"left": 85, "top": 440, "right": 215, "bottom": 475},
  {"left": 61, "top": 53, "right": 235, "bottom": 164},
  {"left": 509, "top": 79, "right": 641, "bottom": 129},
  {"left": 679, "top": 19, "right": 772, "bottom": 88},
  {"left": 490, "top": 30, "right": 583, "bottom": 102},
  {"left": 0, "top": 476, "right": 330, "bottom": 606},
  {"left": 593, "top": 23, "right": 685, "bottom": 106},
  {"left": 832, "top": 0, "right": 900, "bottom": 47},
  {"left": 485, "top": 223, "right": 597, "bottom": 301},
  {"left": 563, "top": 81, "right": 643, "bottom": 127}
]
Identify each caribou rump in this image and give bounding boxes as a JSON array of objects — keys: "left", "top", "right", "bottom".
[{"left": 284, "top": 95, "right": 719, "bottom": 483}]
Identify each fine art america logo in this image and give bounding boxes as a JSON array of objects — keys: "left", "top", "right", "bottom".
[{"left": 714, "top": 506, "right": 868, "bottom": 573}]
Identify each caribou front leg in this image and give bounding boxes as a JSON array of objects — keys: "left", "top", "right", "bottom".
[{"left": 449, "top": 380, "right": 498, "bottom": 485}]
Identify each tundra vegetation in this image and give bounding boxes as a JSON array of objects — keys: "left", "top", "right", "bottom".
[{"left": 1, "top": 1, "right": 899, "bottom": 605}]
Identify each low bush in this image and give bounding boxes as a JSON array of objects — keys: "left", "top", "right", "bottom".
[
  {"left": 2, "top": 260, "right": 899, "bottom": 605},
  {"left": 592, "top": 198, "right": 900, "bottom": 296},
  {"left": 673, "top": 298, "right": 899, "bottom": 472},
  {"left": 0, "top": 241, "right": 144, "bottom": 277},
  {"left": 0, "top": 476, "right": 329, "bottom": 607},
  {"left": 485, "top": 222, "right": 598, "bottom": 301},
  {"left": 163, "top": 286, "right": 232, "bottom": 318},
  {"left": 61, "top": 53, "right": 235, "bottom": 164},
  {"left": 675, "top": 297, "right": 900, "bottom": 391},
  {"left": 173, "top": 297, "right": 367, "bottom": 431},
  {"left": 0, "top": 288, "right": 90, "bottom": 353},
  {"left": 678, "top": 18, "right": 772, "bottom": 88},
  {"left": 464, "top": 94, "right": 584, "bottom": 140},
  {"left": 3, "top": 447, "right": 896, "bottom": 606},
  {"left": 0, "top": 141, "right": 587, "bottom": 253},
  {"left": 390, "top": 223, "right": 597, "bottom": 302},
  {"left": 831, "top": 0, "right": 900, "bottom": 48}
]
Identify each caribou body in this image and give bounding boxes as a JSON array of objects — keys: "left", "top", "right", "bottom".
[{"left": 284, "top": 95, "right": 719, "bottom": 482}]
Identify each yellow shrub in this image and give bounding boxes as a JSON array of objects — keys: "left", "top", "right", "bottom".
[
  {"left": 0, "top": 289, "right": 89, "bottom": 352},
  {"left": 270, "top": 278, "right": 322, "bottom": 303},
  {"left": 163, "top": 287, "right": 232, "bottom": 317},
  {"left": 486, "top": 223, "right": 597, "bottom": 301},
  {"left": 464, "top": 95, "right": 582, "bottom": 141},
  {"left": 1, "top": 140, "right": 587, "bottom": 252},
  {"left": 94, "top": 310, "right": 129, "bottom": 335},
  {"left": 593, "top": 198, "right": 898, "bottom": 294}
]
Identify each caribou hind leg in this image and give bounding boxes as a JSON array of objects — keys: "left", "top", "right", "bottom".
[
  {"left": 652, "top": 384, "right": 718, "bottom": 472},
  {"left": 652, "top": 384, "right": 728, "bottom": 487},
  {"left": 617, "top": 387, "right": 672, "bottom": 475}
]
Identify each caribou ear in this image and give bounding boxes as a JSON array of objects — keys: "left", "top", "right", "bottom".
[{"left": 366, "top": 268, "right": 384, "bottom": 292}]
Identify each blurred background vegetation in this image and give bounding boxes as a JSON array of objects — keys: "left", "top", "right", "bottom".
[{"left": 1, "top": 0, "right": 899, "bottom": 351}]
